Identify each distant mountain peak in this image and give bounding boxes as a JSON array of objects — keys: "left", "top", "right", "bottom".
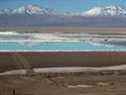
[
  {"left": 0, "top": 4, "right": 56, "bottom": 15},
  {"left": 12, "top": 4, "right": 44, "bottom": 15},
  {"left": 82, "top": 5, "right": 126, "bottom": 16}
]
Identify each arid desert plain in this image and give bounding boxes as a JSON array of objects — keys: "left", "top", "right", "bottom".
[{"left": 0, "top": 27, "right": 126, "bottom": 95}]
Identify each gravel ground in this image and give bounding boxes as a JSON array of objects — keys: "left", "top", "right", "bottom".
[{"left": 0, "top": 71, "right": 126, "bottom": 95}]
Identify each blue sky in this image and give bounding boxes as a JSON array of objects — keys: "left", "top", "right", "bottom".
[{"left": 0, "top": 0, "right": 125, "bottom": 12}]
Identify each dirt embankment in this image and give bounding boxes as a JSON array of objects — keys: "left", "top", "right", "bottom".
[{"left": 0, "top": 52, "right": 126, "bottom": 72}]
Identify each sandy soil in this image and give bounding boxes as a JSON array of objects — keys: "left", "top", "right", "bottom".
[{"left": 0, "top": 71, "right": 126, "bottom": 95}]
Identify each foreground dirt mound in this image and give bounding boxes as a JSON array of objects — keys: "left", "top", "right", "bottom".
[{"left": 0, "top": 71, "right": 126, "bottom": 95}]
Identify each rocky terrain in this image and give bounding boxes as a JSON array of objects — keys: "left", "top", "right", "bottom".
[{"left": 0, "top": 71, "right": 126, "bottom": 95}]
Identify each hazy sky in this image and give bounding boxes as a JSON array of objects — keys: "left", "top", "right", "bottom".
[{"left": 0, "top": 0, "right": 125, "bottom": 12}]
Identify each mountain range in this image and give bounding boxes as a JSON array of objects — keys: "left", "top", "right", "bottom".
[
  {"left": 1, "top": 5, "right": 126, "bottom": 16},
  {"left": 0, "top": 5, "right": 57, "bottom": 15},
  {"left": 0, "top": 5, "right": 126, "bottom": 27}
]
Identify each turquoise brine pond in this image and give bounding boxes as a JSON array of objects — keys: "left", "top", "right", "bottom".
[
  {"left": 0, "top": 41, "right": 126, "bottom": 52},
  {"left": 0, "top": 31, "right": 126, "bottom": 52}
]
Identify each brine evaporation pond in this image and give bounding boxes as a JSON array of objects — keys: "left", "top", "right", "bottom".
[{"left": 0, "top": 31, "right": 126, "bottom": 52}]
